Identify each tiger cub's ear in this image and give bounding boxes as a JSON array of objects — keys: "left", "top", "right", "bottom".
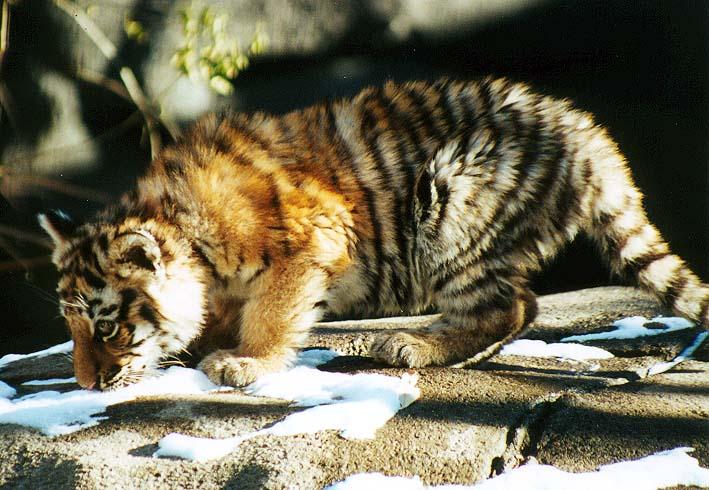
[
  {"left": 37, "top": 210, "right": 78, "bottom": 248},
  {"left": 111, "top": 229, "right": 163, "bottom": 276}
]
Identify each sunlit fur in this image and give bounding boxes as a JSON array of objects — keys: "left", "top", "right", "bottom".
[{"left": 40, "top": 77, "right": 708, "bottom": 390}]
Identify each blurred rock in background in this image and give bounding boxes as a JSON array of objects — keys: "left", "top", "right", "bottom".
[{"left": 0, "top": 0, "right": 706, "bottom": 354}]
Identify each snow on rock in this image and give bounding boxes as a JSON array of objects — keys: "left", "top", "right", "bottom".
[
  {"left": 21, "top": 377, "right": 77, "bottom": 386},
  {"left": 0, "top": 381, "right": 16, "bottom": 399},
  {"left": 561, "top": 316, "right": 694, "bottom": 343},
  {"left": 327, "top": 473, "right": 426, "bottom": 490},
  {"left": 326, "top": 447, "right": 709, "bottom": 490},
  {"left": 0, "top": 342, "right": 419, "bottom": 461},
  {"left": 0, "top": 340, "right": 74, "bottom": 369},
  {"left": 0, "top": 366, "right": 219, "bottom": 436},
  {"left": 500, "top": 339, "right": 613, "bottom": 361},
  {"left": 0, "top": 347, "right": 341, "bottom": 437},
  {"left": 248, "top": 369, "right": 420, "bottom": 439},
  {"left": 296, "top": 349, "right": 341, "bottom": 368},
  {"left": 153, "top": 352, "right": 421, "bottom": 461},
  {"left": 646, "top": 331, "right": 709, "bottom": 376}
]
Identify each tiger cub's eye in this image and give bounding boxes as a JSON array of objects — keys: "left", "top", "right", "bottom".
[{"left": 95, "top": 320, "right": 119, "bottom": 340}]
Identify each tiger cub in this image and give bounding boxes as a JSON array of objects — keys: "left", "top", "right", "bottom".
[{"left": 40, "top": 77, "right": 708, "bottom": 390}]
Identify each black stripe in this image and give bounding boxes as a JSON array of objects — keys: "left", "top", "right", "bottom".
[
  {"left": 360, "top": 93, "right": 409, "bottom": 308},
  {"left": 81, "top": 269, "right": 107, "bottom": 290},
  {"left": 488, "top": 117, "right": 566, "bottom": 259},
  {"left": 380, "top": 88, "right": 426, "bottom": 306},
  {"left": 326, "top": 104, "right": 382, "bottom": 310},
  {"left": 662, "top": 270, "right": 689, "bottom": 306},
  {"left": 404, "top": 84, "right": 443, "bottom": 145},
  {"left": 432, "top": 79, "right": 458, "bottom": 137},
  {"left": 162, "top": 154, "right": 186, "bottom": 176},
  {"left": 77, "top": 239, "right": 93, "bottom": 263},
  {"left": 211, "top": 128, "right": 234, "bottom": 155},
  {"left": 430, "top": 178, "right": 451, "bottom": 238},
  {"left": 98, "top": 233, "right": 109, "bottom": 253},
  {"left": 550, "top": 147, "right": 580, "bottom": 234},
  {"left": 379, "top": 89, "right": 421, "bottom": 225},
  {"left": 627, "top": 251, "right": 670, "bottom": 277},
  {"left": 227, "top": 114, "right": 278, "bottom": 156},
  {"left": 446, "top": 290, "right": 516, "bottom": 319},
  {"left": 439, "top": 265, "right": 506, "bottom": 297},
  {"left": 246, "top": 267, "right": 266, "bottom": 284},
  {"left": 432, "top": 93, "right": 542, "bottom": 287},
  {"left": 384, "top": 87, "right": 428, "bottom": 165},
  {"left": 307, "top": 107, "right": 344, "bottom": 191},
  {"left": 699, "top": 297, "right": 709, "bottom": 324},
  {"left": 612, "top": 223, "right": 646, "bottom": 257},
  {"left": 139, "top": 303, "right": 161, "bottom": 328},
  {"left": 99, "top": 304, "right": 118, "bottom": 317},
  {"left": 471, "top": 78, "right": 500, "bottom": 156},
  {"left": 414, "top": 167, "right": 433, "bottom": 224},
  {"left": 457, "top": 84, "right": 482, "bottom": 154},
  {"left": 190, "top": 243, "right": 226, "bottom": 283},
  {"left": 117, "top": 288, "right": 138, "bottom": 322}
]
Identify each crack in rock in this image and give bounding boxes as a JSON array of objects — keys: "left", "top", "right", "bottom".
[{"left": 489, "top": 393, "right": 566, "bottom": 477}]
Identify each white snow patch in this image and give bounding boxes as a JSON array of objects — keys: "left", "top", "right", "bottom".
[
  {"left": 0, "top": 381, "right": 16, "bottom": 399},
  {"left": 0, "top": 341, "right": 74, "bottom": 368},
  {"left": 646, "top": 331, "right": 709, "bottom": 376},
  {"left": 21, "top": 377, "right": 77, "bottom": 386},
  {"left": 500, "top": 339, "right": 613, "bottom": 361},
  {"left": 328, "top": 473, "right": 425, "bottom": 490},
  {"left": 154, "top": 355, "right": 420, "bottom": 461},
  {"left": 296, "top": 349, "right": 341, "bottom": 368},
  {"left": 326, "top": 447, "right": 709, "bottom": 490},
  {"left": 0, "top": 366, "right": 219, "bottom": 436},
  {"left": 0, "top": 348, "right": 341, "bottom": 437},
  {"left": 561, "top": 316, "right": 694, "bottom": 343}
]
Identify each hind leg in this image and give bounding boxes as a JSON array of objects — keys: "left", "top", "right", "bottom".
[{"left": 370, "top": 274, "right": 537, "bottom": 367}]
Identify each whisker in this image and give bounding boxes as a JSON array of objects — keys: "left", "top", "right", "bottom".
[
  {"left": 157, "top": 359, "right": 186, "bottom": 368},
  {"left": 22, "top": 282, "right": 60, "bottom": 307}
]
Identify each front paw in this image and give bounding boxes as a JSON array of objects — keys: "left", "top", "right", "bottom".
[
  {"left": 369, "top": 331, "right": 439, "bottom": 368},
  {"left": 198, "top": 351, "right": 286, "bottom": 387}
]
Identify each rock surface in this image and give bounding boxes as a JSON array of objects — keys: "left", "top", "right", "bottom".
[{"left": 1, "top": 286, "right": 707, "bottom": 489}]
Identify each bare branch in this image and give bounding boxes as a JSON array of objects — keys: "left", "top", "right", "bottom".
[
  {"left": 118, "top": 66, "right": 161, "bottom": 157},
  {"left": 0, "top": 224, "right": 52, "bottom": 249},
  {"left": 53, "top": 0, "right": 116, "bottom": 59},
  {"left": 0, "top": 167, "right": 112, "bottom": 203},
  {"left": 0, "top": 0, "right": 10, "bottom": 70},
  {"left": 0, "top": 255, "right": 52, "bottom": 272},
  {"left": 52, "top": 0, "right": 180, "bottom": 157},
  {"left": 2, "top": 110, "right": 142, "bottom": 168}
]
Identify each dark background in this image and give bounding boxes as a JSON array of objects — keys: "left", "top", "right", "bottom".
[{"left": 1, "top": 0, "right": 707, "bottom": 356}]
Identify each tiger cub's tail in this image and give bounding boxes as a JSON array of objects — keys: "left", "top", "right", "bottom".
[{"left": 585, "top": 147, "right": 708, "bottom": 327}]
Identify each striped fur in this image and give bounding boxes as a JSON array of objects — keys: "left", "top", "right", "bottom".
[{"left": 40, "top": 77, "right": 708, "bottom": 389}]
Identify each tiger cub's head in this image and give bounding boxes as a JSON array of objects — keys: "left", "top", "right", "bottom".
[{"left": 39, "top": 210, "right": 206, "bottom": 391}]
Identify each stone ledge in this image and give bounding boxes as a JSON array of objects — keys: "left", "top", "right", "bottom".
[{"left": 0, "top": 286, "right": 706, "bottom": 489}]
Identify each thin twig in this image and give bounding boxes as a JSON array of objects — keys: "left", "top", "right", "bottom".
[
  {"left": 0, "top": 167, "right": 112, "bottom": 203},
  {"left": 0, "top": 0, "right": 18, "bottom": 131},
  {"left": 54, "top": 0, "right": 116, "bottom": 59},
  {"left": 0, "top": 223, "right": 52, "bottom": 249},
  {"left": 0, "top": 0, "right": 10, "bottom": 70},
  {"left": 74, "top": 68, "right": 181, "bottom": 139},
  {"left": 53, "top": 0, "right": 166, "bottom": 158},
  {"left": 0, "top": 256, "right": 52, "bottom": 272},
  {"left": 119, "top": 66, "right": 161, "bottom": 155},
  {"left": 0, "top": 235, "right": 27, "bottom": 272},
  {"left": 76, "top": 67, "right": 131, "bottom": 101},
  {"left": 1, "top": 110, "right": 142, "bottom": 167}
]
